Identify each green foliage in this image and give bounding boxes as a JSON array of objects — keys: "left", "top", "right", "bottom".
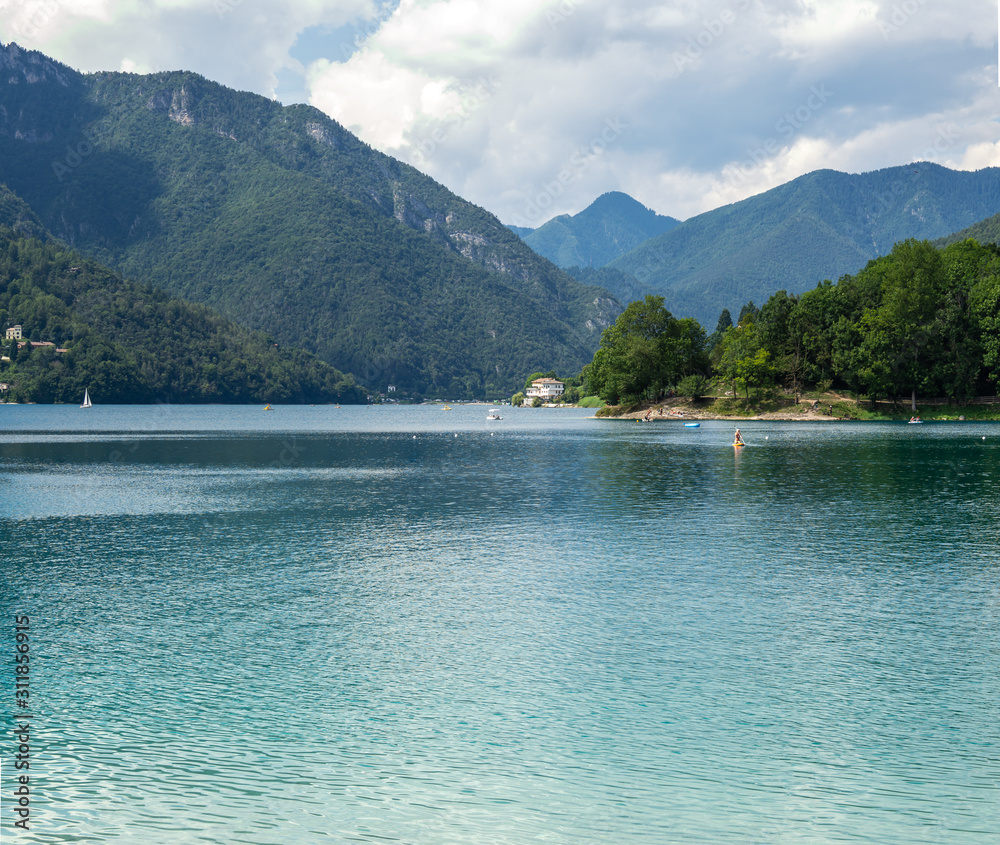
[
  {"left": 586, "top": 295, "right": 708, "bottom": 405},
  {"left": 583, "top": 236, "right": 1000, "bottom": 411},
  {"left": 735, "top": 238, "right": 1000, "bottom": 405},
  {"left": 715, "top": 309, "right": 734, "bottom": 333},
  {"left": 677, "top": 374, "right": 709, "bottom": 399},
  {"left": 611, "top": 163, "right": 1000, "bottom": 327},
  {"left": 0, "top": 47, "right": 622, "bottom": 399},
  {"left": 716, "top": 320, "right": 778, "bottom": 399},
  {"left": 0, "top": 228, "right": 365, "bottom": 404},
  {"left": 511, "top": 391, "right": 525, "bottom": 406}
]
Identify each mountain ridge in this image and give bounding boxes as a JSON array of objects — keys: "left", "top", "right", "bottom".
[
  {"left": 0, "top": 41, "right": 620, "bottom": 398},
  {"left": 608, "top": 162, "right": 1000, "bottom": 325},
  {"left": 0, "top": 182, "right": 366, "bottom": 404},
  {"left": 518, "top": 191, "right": 680, "bottom": 269}
]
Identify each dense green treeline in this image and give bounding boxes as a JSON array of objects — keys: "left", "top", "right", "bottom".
[
  {"left": 585, "top": 238, "right": 1000, "bottom": 409},
  {"left": 0, "top": 229, "right": 365, "bottom": 404}
]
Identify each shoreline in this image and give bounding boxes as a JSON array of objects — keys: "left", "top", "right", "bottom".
[{"left": 592, "top": 394, "right": 1000, "bottom": 422}]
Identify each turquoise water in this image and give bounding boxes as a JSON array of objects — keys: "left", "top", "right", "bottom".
[{"left": 2, "top": 405, "right": 999, "bottom": 843}]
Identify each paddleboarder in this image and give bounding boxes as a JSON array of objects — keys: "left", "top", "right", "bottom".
[{"left": 734, "top": 428, "right": 745, "bottom": 446}]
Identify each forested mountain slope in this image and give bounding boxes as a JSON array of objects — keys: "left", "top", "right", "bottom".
[
  {"left": 610, "top": 163, "right": 1000, "bottom": 326},
  {"left": 0, "top": 42, "right": 619, "bottom": 397},
  {"left": 0, "top": 197, "right": 365, "bottom": 404},
  {"left": 934, "top": 212, "right": 1000, "bottom": 248},
  {"left": 519, "top": 192, "right": 680, "bottom": 269}
]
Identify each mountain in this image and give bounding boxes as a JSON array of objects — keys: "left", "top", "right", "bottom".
[
  {"left": 610, "top": 163, "right": 1000, "bottom": 327},
  {"left": 0, "top": 188, "right": 366, "bottom": 404},
  {"left": 519, "top": 192, "right": 680, "bottom": 269},
  {"left": 0, "top": 183, "right": 47, "bottom": 240},
  {"left": 933, "top": 212, "right": 1000, "bottom": 248},
  {"left": 0, "top": 42, "right": 620, "bottom": 398}
]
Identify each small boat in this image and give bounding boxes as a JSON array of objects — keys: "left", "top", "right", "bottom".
[
  {"left": 442, "top": 405, "right": 452, "bottom": 411},
  {"left": 684, "top": 422, "right": 700, "bottom": 428},
  {"left": 487, "top": 409, "right": 502, "bottom": 420},
  {"left": 80, "top": 388, "right": 92, "bottom": 409},
  {"left": 908, "top": 417, "right": 922, "bottom": 424},
  {"left": 263, "top": 404, "right": 274, "bottom": 411}
]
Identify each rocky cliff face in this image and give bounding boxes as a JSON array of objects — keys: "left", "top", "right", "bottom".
[{"left": 0, "top": 41, "right": 76, "bottom": 87}]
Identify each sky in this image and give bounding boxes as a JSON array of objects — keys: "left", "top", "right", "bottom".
[{"left": 2, "top": 0, "right": 998, "bottom": 227}]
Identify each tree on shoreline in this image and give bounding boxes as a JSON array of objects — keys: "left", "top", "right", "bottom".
[
  {"left": 585, "top": 295, "right": 707, "bottom": 405},
  {"left": 576, "top": 237, "right": 1000, "bottom": 410}
]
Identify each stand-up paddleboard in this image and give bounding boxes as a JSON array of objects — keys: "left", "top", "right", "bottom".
[{"left": 733, "top": 441, "right": 745, "bottom": 447}]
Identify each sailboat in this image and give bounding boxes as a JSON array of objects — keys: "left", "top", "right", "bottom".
[{"left": 80, "top": 388, "right": 92, "bottom": 409}]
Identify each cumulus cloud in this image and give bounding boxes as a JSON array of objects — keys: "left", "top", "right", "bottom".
[
  {"left": 0, "top": 0, "right": 373, "bottom": 98},
  {"left": 303, "top": 0, "right": 1000, "bottom": 221},
  {"left": 2, "top": 0, "right": 998, "bottom": 223}
]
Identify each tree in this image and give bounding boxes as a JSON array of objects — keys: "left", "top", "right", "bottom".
[
  {"left": 971, "top": 268, "right": 1000, "bottom": 390},
  {"left": 586, "top": 295, "right": 707, "bottom": 405},
  {"left": 734, "top": 348, "right": 777, "bottom": 400},
  {"left": 877, "top": 239, "right": 945, "bottom": 411},
  {"left": 717, "top": 319, "right": 770, "bottom": 399},
  {"left": 706, "top": 308, "right": 733, "bottom": 356},
  {"left": 737, "top": 301, "right": 759, "bottom": 326},
  {"left": 758, "top": 290, "right": 804, "bottom": 400},
  {"left": 677, "top": 374, "right": 709, "bottom": 400}
]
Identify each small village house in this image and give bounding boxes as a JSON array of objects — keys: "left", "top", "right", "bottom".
[{"left": 6, "top": 325, "right": 22, "bottom": 340}]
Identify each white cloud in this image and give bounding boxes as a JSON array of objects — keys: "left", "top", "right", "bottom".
[
  {"left": 1, "top": 0, "right": 373, "bottom": 98},
  {"left": 2, "top": 0, "right": 998, "bottom": 224},
  {"left": 959, "top": 142, "right": 1000, "bottom": 170}
]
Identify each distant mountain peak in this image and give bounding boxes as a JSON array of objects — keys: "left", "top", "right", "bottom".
[
  {"left": 519, "top": 191, "right": 680, "bottom": 269},
  {"left": 586, "top": 191, "right": 658, "bottom": 212},
  {"left": 608, "top": 162, "right": 1000, "bottom": 326}
]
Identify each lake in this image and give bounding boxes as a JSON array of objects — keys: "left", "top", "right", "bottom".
[{"left": 2, "top": 404, "right": 999, "bottom": 843}]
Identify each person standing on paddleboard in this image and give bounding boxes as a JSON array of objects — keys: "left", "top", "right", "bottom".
[{"left": 734, "top": 428, "right": 745, "bottom": 446}]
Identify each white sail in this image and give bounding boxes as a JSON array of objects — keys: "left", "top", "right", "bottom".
[{"left": 81, "top": 389, "right": 92, "bottom": 408}]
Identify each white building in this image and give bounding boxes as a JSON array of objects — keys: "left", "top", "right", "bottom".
[
  {"left": 525, "top": 378, "right": 564, "bottom": 404},
  {"left": 6, "top": 325, "right": 22, "bottom": 340}
]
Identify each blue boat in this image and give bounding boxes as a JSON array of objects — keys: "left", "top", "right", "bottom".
[{"left": 684, "top": 422, "right": 700, "bottom": 427}]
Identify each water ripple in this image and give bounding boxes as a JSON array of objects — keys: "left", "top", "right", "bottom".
[{"left": 2, "top": 412, "right": 999, "bottom": 842}]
